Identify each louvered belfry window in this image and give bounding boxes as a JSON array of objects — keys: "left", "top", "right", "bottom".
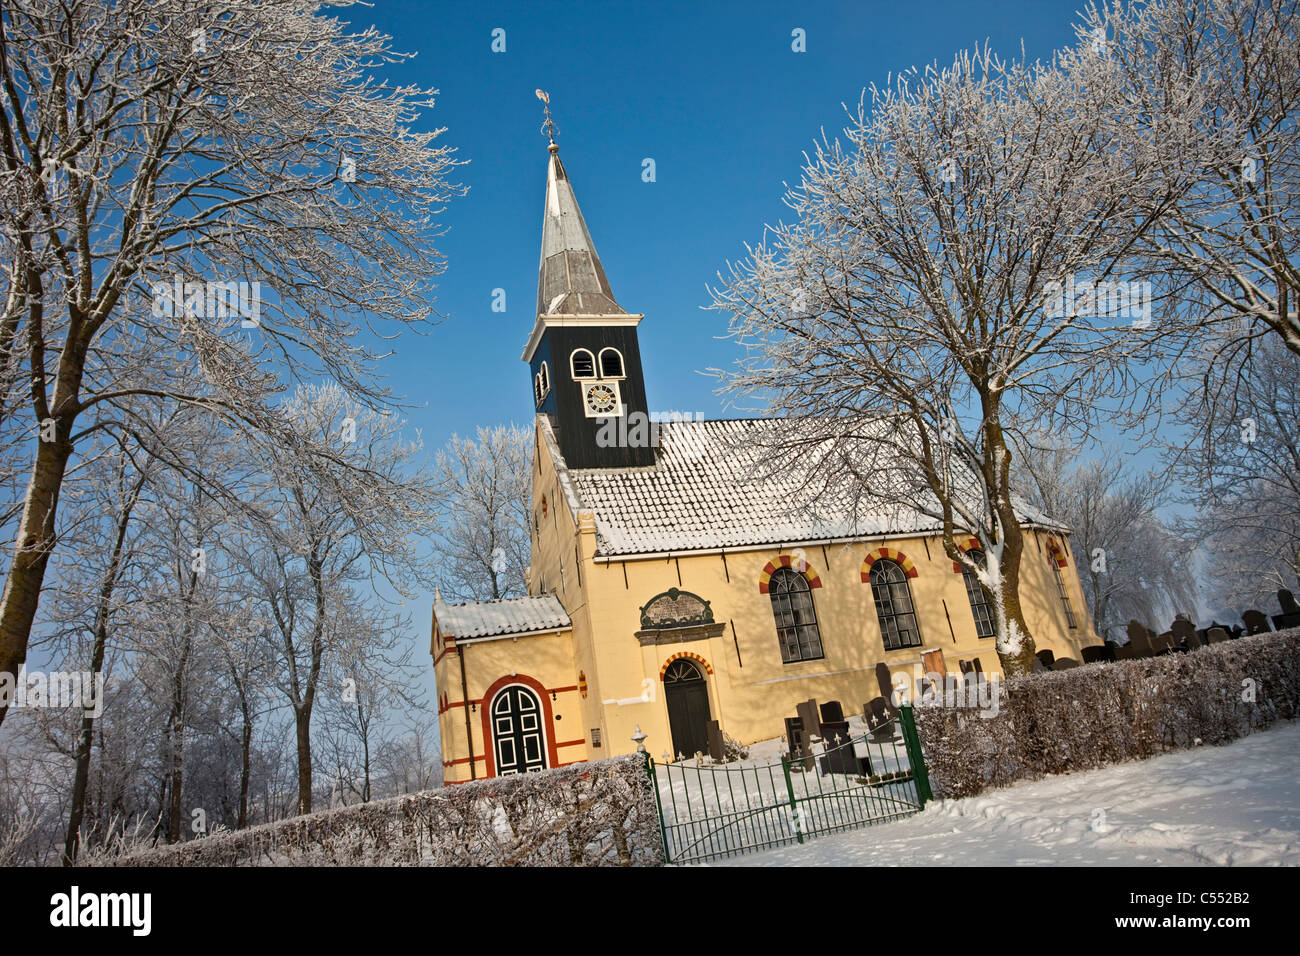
[{"left": 768, "top": 568, "right": 824, "bottom": 663}]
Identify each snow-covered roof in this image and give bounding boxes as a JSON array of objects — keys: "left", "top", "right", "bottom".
[
  {"left": 434, "top": 592, "right": 571, "bottom": 640},
  {"left": 552, "top": 418, "right": 1065, "bottom": 558}
]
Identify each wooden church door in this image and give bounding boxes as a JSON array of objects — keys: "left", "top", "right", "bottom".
[
  {"left": 663, "top": 659, "right": 711, "bottom": 759},
  {"left": 491, "top": 685, "right": 548, "bottom": 775}
]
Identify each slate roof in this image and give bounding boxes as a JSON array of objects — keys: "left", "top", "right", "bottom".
[
  {"left": 434, "top": 592, "right": 571, "bottom": 640},
  {"left": 544, "top": 417, "right": 1064, "bottom": 558},
  {"left": 536, "top": 148, "right": 626, "bottom": 317}
]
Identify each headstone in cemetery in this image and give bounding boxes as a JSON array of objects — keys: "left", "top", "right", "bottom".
[
  {"left": 784, "top": 716, "right": 814, "bottom": 772},
  {"left": 1171, "top": 616, "right": 1197, "bottom": 648},
  {"left": 1081, "top": 644, "right": 1109, "bottom": 664},
  {"left": 1036, "top": 648, "right": 1056, "bottom": 668},
  {"left": 1154, "top": 631, "right": 1177, "bottom": 654},
  {"left": 1052, "top": 657, "right": 1080, "bottom": 670},
  {"left": 796, "top": 699, "right": 821, "bottom": 740},
  {"left": 1114, "top": 644, "right": 1135, "bottom": 660},
  {"left": 875, "top": 662, "right": 898, "bottom": 715},
  {"left": 1126, "top": 620, "right": 1152, "bottom": 657},
  {"left": 863, "top": 696, "right": 892, "bottom": 739},
  {"left": 707, "top": 719, "right": 725, "bottom": 761},
  {"left": 1242, "top": 609, "right": 1272, "bottom": 635},
  {"left": 1274, "top": 589, "right": 1300, "bottom": 630},
  {"left": 817, "top": 718, "right": 868, "bottom": 775},
  {"left": 819, "top": 700, "right": 844, "bottom": 724},
  {"left": 1206, "top": 627, "right": 1229, "bottom": 644}
]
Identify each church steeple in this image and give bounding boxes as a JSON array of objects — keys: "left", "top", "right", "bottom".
[
  {"left": 537, "top": 148, "right": 627, "bottom": 318},
  {"left": 524, "top": 93, "right": 653, "bottom": 470}
]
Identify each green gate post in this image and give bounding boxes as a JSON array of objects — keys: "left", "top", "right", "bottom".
[
  {"left": 642, "top": 751, "right": 671, "bottom": 864},
  {"left": 780, "top": 753, "right": 804, "bottom": 844},
  {"left": 898, "top": 704, "right": 933, "bottom": 808}
]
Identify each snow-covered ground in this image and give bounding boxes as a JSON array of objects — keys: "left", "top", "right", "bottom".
[{"left": 722, "top": 720, "right": 1300, "bottom": 866}]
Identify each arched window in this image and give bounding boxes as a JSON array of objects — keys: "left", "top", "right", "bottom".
[
  {"left": 961, "top": 550, "right": 996, "bottom": 639},
  {"left": 1050, "top": 557, "right": 1078, "bottom": 629},
  {"left": 869, "top": 559, "right": 922, "bottom": 650},
  {"left": 534, "top": 361, "right": 550, "bottom": 407},
  {"left": 599, "top": 347, "right": 624, "bottom": 379},
  {"left": 570, "top": 349, "right": 595, "bottom": 379},
  {"left": 768, "top": 568, "right": 824, "bottom": 663}
]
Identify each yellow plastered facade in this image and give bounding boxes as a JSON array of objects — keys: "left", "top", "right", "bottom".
[{"left": 432, "top": 416, "right": 1099, "bottom": 783}]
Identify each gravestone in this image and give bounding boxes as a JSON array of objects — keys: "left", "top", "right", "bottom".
[
  {"left": 1113, "top": 644, "right": 1135, "bottom": 660},
  {"left": 707, "top": 720, "right": 725, "bottom": 762},
  {"left": 796, "top": 699, "right": 821, "bottom": 741},
  {"left": 1206, "top": 626, "right": 1229, "bottom": 644},
  {"left": 1052, "top": 657, "right": 1080, "bottom": 670},
  {"left": 875, "top": 663, "right": 898, "bottom": 714},
  {"left": 784, "top": 716, "right": 814, "bottom": 772},
  {"left": 1273, "top": 589, "right": 1300, "bottom": 631},
  {"left": 1081, "top": 644, "right": 1110, "bottom": 664},
  {"left": 1171, "top": 617, "right": 1197, "bottom": 648},
  {"left": 863, "top": 696, "right": 892, "bottom": 737},
  {"left": 1036, "top": 648, "right": 1056, "bottom": 668},
  {"left": 1242, "top": 609, "right": 1272, "bottom": 635},
  {"left": 819, "top": 700, "right": 845, "bottom": 724},
  {"left": 1126, "top": 620, "right": 1152, "bottom": 657}
]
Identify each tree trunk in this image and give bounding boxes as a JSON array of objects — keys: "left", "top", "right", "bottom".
[
  {"left": 63, "top": 465, "right": 144, "bottom": 863},
  {"left": 981, "top": 392, "right": 1038, "bottom": 676},
  {"left": 238, "top": 693, "right": 252, "bottom": 830},
  {"left": 0, "top": 426, "right": 75, "bottom": 727},
  {"left": 295, "top": 705, "right": 313, "bottom": 815}
]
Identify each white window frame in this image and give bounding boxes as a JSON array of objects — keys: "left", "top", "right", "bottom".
[
  {"left": 598, "top": 347, "right": 625, "bottom": 379},
  {"left": 570, "top": 348, "right": 596, "bottom": 379}
]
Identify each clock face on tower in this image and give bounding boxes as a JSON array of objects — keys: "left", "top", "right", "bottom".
[{"left": 582, "top": 381, "right": 621, "bottom": 417}]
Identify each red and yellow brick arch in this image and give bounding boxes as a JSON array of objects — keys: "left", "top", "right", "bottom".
[
  {"left": 951, "top": 537, "right": 983, "bottom": 574},
  {"left": 860, "top": 546, "right": 919, "bottom": 582},
  {"left": 1046, "top": 536, "right": 1070, "bottom": 568},
  {"left": 757, "top": 552, "right": 824, "bottom": 594},
  {"left": 659, "top": 651, "right": 714, "bottom": 680}
]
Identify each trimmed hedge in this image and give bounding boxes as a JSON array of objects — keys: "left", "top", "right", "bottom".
[
  {"left": 914, "top": 629, "right": 1300, "bottom": 799},
  {"left": 100, "top": 753, "right": 663, "bottom": 867}
]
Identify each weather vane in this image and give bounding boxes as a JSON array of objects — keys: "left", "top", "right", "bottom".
[{"left": 535, "top": 89, "right": 558, "bottom": 149}]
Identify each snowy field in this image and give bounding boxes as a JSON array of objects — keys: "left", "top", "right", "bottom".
[{"left": 721, "top": 719, "right": 1300, "bottom": 867}]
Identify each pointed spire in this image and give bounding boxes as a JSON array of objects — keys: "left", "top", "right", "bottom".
[{"left": 534, "top": 92, "right": 626, "bottom": 318}]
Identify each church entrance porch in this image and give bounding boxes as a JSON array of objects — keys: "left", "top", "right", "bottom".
[
  {"left": 491, "top": 685, "right": 548, "bottom": 774},
  {"left": 664, "top": 658, "right": 711, "bottom": 759}
]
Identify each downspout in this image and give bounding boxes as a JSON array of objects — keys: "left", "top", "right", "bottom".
[{"left": 458, "top": 645, "right": 476, "bottom": 780}]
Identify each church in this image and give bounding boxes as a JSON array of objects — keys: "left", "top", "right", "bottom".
[{"left": 431, "top": 131, "right": 1098, "bottom": 783}]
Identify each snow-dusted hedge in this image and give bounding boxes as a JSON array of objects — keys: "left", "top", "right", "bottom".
[
  {"left": 914, "top": 629, "right": 1300, "bottom": 799},
  {"left": 102, "top": 754, "right": 663, "bottom": 867}
]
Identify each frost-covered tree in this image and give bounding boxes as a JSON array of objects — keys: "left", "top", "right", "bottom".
[
  {"left": 1077, "top": 0, "right": 1300, "bottom": 357},
  {"left": 0, "top": 0, "right": 461, "bottom": 727},
  {"left": 1173, "top": 334, "right": 1300, "bottom": 607},
  {"left": 232, "top": 383, "right": 435, "bottom": 815},
  {"left": 432, "top": 425, "right": 532, "bottom": 602},
  {"left": 710, "top": 45, "right": 1167, "bottom": 674},
  {"left": 1015, "top": 442, "right": 1197, "bottom": 640}
]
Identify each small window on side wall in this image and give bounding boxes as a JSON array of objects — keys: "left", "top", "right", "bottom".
[
  {"left": 571, "top": 349, "right": 596, "bottom": 379},
  {"left": 599, "top": 347, "right": 624, "bottom": 379},
  {"left": 869, "top": 559, "right": 922, "bottom": 650}
]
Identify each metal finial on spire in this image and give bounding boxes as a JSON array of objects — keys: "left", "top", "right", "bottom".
[{"left": 535, "top": 89, "right": 558, "bottom": 151}]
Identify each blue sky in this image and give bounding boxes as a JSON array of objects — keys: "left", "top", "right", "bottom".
[{"left": 358, "top": 0, "right": 1093, "bottom": 443}]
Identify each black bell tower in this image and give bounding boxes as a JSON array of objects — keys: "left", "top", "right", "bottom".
[{"left": 522, "top": 123, "right": 654, "bottom": 470}]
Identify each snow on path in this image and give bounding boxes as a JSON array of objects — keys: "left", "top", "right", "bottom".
[{"left": 723, "top": 720, "right": 1300, "bottom": 867}]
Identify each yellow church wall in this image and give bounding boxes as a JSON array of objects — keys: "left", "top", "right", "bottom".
[
  {"left": 574, "top": 529, "right": 1098, "bottom": 760},
  {"left": 435, "top": 629, "right": 587, "bottom": 784}
]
